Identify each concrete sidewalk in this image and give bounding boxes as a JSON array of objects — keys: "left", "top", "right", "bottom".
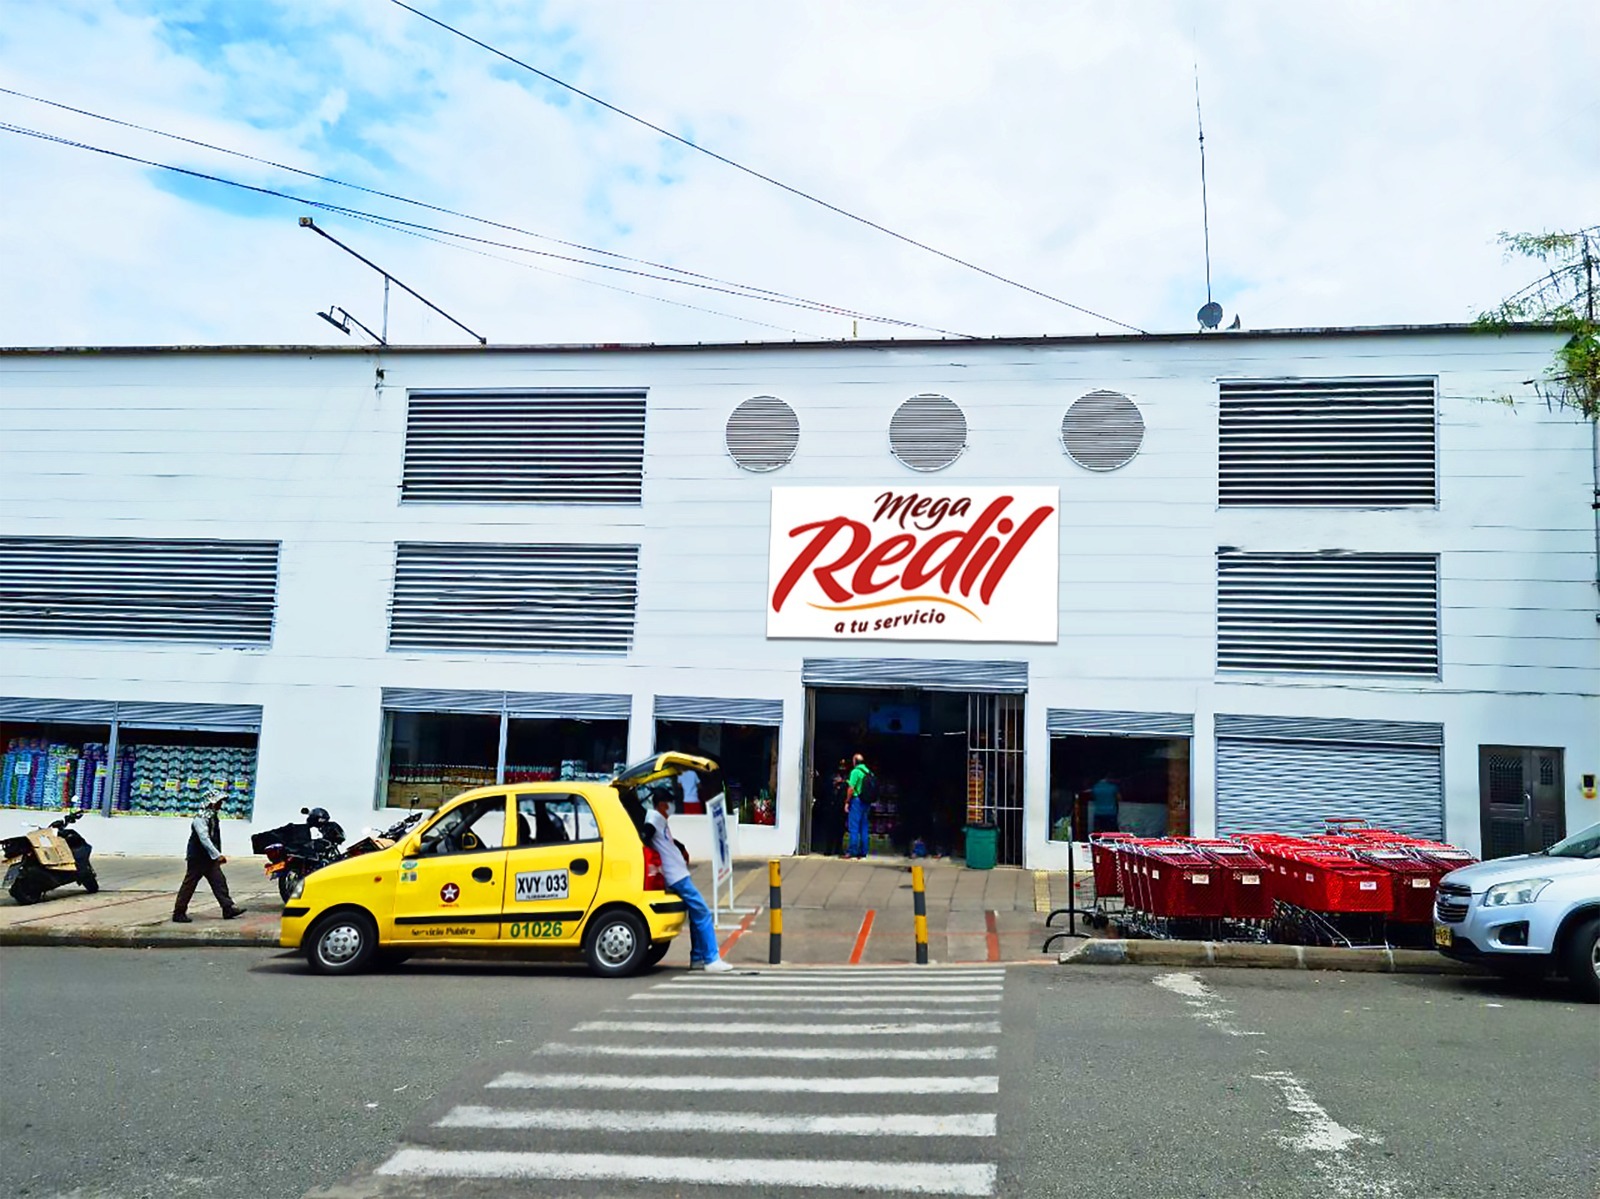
[{"left": 0, "top": 852, "right": 1082, "bottom": 963}]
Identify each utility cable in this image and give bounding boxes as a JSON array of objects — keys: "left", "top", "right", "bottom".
[
  {"left": 0, "top": 121, "right": 973, "bottom": 336},
  {"left": 0, "top": 85, "right": 941, "bottom": 329},
  {"left": 390, "top": 0, "right": 1148, "bottom": 334}
]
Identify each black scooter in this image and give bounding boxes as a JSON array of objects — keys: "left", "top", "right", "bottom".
[{"left": 3, "top": 810, "right": 98, "bottom": 904}]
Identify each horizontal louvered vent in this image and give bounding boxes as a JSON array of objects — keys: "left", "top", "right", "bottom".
[
  {"left": 655, "top": 696, "right": 785, "bottom": 726},
  {"left": 0, "top": 537, "right": 278, "bottom": 646},
  {"left": 1217, "top": 551, "right": 1439, "bottom": 677},
  {"left": 890, "top": 394, "right": 967, "bottom": 471},
  {"left": 1218, "top": 377, "right": 1436, "bottom": 506},
  {"left": 802, "top": 658, "right": 1028, "bottom": 693},
  {"left": 402, "top": 390, "right": 646, "bottom": 504},
  {"left": 1047, "top": 709, "right": 1193, "bottom": 738},
  {"left": 389, "top": 542, "right": 639, "bottom": 655},
  {"left": 726, "top": 396, "right": 800, "bottom": 472}
]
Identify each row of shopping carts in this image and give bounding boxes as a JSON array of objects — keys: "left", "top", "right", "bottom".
[{"left": 1071, "top": 819, "right": 1477, "bottom": 947}]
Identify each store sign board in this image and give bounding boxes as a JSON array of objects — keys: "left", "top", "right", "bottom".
[
  {"left": 708, "top": 793, "right": 733, "bottom": 887},
  {"left": 767, "top": 486, "right": 1059, "bottom": 643}
]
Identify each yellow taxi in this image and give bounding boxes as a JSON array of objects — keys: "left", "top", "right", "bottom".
[{"left": 279, "top": 752, "right": 712, "bottom": 977}]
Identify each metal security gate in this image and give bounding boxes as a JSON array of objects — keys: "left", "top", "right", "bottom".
[
  {"left": 967, "top": 694, "right": 1025, "bottom": 865},
  {"left": 1479, "top": 745, "right": 1565, "bottom": 858},
  {"left": 1214, "top": 715, "right": 1444, "bottom": 840}
]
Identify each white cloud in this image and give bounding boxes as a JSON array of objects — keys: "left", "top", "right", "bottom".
[{"left": 0, "top": 0, "right": 1595, "bottom": 347}]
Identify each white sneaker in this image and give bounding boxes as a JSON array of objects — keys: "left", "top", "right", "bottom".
[{"left": 701, "top": 958, "right": 734, "bottom": 974}]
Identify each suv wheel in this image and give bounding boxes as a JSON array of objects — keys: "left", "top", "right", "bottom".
[
  {"left": 584, "top": 909, "right": 648, "bottom": 978},
  {"left": 1563, "top": 915, "right": 1599, "bottom": 1004}
]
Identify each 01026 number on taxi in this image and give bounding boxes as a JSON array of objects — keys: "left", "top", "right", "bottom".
[{"left": 507, "top": 919, "right": 565, "bottom": 939}]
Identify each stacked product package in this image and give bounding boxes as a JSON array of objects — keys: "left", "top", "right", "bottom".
[
  {"left": 123, "top": 744, "right": 255, "bottom": 818},
  {"left": 1, "top": 739, "right": 129, "bottom": 811}
]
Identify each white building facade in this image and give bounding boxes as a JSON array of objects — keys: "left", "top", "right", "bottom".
[{"left": 1, "top": 325, "right": 1595, "bottom": 867}]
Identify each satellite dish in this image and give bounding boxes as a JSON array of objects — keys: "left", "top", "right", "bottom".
[{"left": 1198, "top": 301, "right": 1224, "bottom": 329}]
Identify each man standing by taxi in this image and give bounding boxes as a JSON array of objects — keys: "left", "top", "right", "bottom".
[
  {"left": 647, "top": 790, "right": 732, "bottom": 972},
  {"left": 845, "top": 753, "right": 875, "bottom": 859}
]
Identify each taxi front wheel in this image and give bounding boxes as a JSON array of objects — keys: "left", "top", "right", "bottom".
[
  {"left": 306, "top": 910, "right": 378, "bottom": 975},
  {"left": 584, "top": 910, "right": 648, "bottom": 978}
]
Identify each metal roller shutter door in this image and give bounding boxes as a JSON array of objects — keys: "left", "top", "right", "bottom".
[
  {"left": 802, "top": 658, "right": 1027, "bottom": 693},
  {"left": 1215, "top": 738, "right": 1443, "bottom": 839},
  {"left": 655, "top": 696, "right": 784, "bottom": 726},
  {"left": 381, "top": 688, "right": 631, "bottom": 721}
]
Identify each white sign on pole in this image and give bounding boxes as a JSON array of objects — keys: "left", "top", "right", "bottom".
[
  {"left": 767, "top": 486, "right": 1060, "bottom": 643},
  {"left": 707, "top": 793, "right": 748, "bottom": 928}
]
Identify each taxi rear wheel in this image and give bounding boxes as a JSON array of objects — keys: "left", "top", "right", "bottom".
[
  {"left": 306, "top": 910, "right": 378, "bottom": 975},
  {"left": 584, "top": 909, "right": 648, "bottom": 978}
]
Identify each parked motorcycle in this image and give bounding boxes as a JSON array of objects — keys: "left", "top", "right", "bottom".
[
  {"left": 250, "top": 807, "right": 345, "bottom": 902},
  {"left": 3, "top": 810, "right": 98, "bottom": 905},
  {"left": 341, "top": 810, "right": 424, "bottom": 860}
]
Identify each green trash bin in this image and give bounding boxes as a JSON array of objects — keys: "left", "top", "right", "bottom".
[{"left": 964, "top": 824, "right": 998, "bottom": 870}]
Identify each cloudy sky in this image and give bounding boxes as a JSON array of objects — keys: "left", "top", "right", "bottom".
[{"left": 1, "top": 0, "right": 1595, "bottom": 348}]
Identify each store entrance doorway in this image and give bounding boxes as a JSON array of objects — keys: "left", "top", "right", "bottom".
[{"left": 802, "top": 688, "right": 1025, "bottom": 865}]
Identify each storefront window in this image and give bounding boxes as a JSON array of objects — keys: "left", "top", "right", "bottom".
[
  {"left": 2, "top": 720, "right": 257, "bottom": 819},
  {"left": 384, "top": 711, "right": 499, "bottom": 809},
  {"left": 654, "top": 720, "right": 779, "bottom": 826},
  {"left": 118, "top": 726, "right": 258, "bottom": 819},
  {"left": 1048, "top": 735, "right": 1190, "bottom": 841},
  {"left": 504, "top": 719, "right": 627, "bottom": 785},
  {"left": 1, "top": 721, "right": 116, "bottom": 811}
]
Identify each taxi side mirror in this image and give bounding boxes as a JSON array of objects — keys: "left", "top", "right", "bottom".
[{"left": 400, "top": 834, "right": 422, "bottom": 857}]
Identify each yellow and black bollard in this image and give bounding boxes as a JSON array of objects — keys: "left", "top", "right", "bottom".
[
  {"left": 768, "top": 858, "right": 783, "bottom": 964},
  {"left": 912, "top": 864, "right": 929, "bottom": 964}
]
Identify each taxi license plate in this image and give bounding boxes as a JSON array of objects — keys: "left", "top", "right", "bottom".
[{"left": 1433, "top": 924, "right": 1452, "bottom": 948}]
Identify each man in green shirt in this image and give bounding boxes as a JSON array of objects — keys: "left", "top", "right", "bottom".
[{"left": 845, "top": 753, "right": 874, "bottom": 858}]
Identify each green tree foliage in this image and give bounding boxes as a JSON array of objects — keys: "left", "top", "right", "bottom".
[{"left": 1477, "top": 226, "right": 1599, "bottom": 419}]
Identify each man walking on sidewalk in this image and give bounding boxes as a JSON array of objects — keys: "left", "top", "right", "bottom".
[
  {"left": 172, "top": 791, "right": 246, "bottom": 923},
  {"left": 845, "top": 753, "right": 875, "bottom": 859}
]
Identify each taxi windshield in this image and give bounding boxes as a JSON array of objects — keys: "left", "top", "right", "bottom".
[{"left": 417, "top": 796, "right": 505, "bottom": 856}]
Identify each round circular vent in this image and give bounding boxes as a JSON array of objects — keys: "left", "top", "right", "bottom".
[
  {"left": 889, "top": 394, "right": 967, "bottom": 471},
  {"left": 1061, "top": 390, "right": 1144, "bottom": 471},
  {"left": 725, "top": 395, "right": 799, "bottom": 472}
]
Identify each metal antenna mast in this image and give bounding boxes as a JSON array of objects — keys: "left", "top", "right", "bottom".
[
  {"left": 1195, "top": 61, "right": 1213, "bottom": 309},
  {"left": 299, "top": 216, "right": 487, "bottom": 344}
]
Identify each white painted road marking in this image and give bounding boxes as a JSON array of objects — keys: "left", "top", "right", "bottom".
[
  {"left": 537, "top": 1042, "right": 999, "bottom": 1061},
  {"left": 639, "top": 990, "right": 1002, "bottom": 1003},
  {"left": 1151, "top": 971, "right": 1262, "bottom": 1038},
  {"left": 629, "top": 1004, "right": 999, "bottom": 1016},
  {"left": 1253, "top": 1070, "right": 1397, "bottom": 1198},
  {"left": 486, "top": 1071, "right": 1000, "bottom": 1094},
  {"left": 657, "top": 981, "right": 1006, "bottom": 992},
  {"left": 375, "top": 1149, "right": 998, "bottom": 1195},
  {"left": 437, "top": 1105, "right": 998, "bottom": 1137},
  {"left": 576, "top": 1019, "right": 1002, "bottom": 1035}
]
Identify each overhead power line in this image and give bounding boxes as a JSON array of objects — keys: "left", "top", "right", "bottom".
[
  {"left": 390, "top": 0, "right": 1148, "bottom": 334},
  {"left": 0, "top": 120, "right": 974, "bottom": 338},
  {"left": 0, "top": 86, "right": 959, "bottom": 335}
]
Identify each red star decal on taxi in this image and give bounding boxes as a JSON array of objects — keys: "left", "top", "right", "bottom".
[{"left": 440, "top": 883, "right": 460, "bottom": 904}]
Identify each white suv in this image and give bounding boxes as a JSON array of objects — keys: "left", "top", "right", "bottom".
[{"left": 1434, "top": 821, "right": 1600, "bottom": 1002}]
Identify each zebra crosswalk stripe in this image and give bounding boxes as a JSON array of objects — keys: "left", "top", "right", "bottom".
[
  {"left": 437, "top": 1105, "right": 999, "bottom": 1137},
  {"left": 375, "top": 1149, "right": 998, "bottom": 1195},
  {"left": 486, "top": 1071, "right": 1000, "bottom": 1094},
  {"left": 365, "top": 968, "right": 1007, "bottom": 1195}
]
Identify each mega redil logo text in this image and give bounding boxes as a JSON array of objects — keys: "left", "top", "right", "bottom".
[{"left": 767, "top": 486, "right": 1059, "bottom": 643}]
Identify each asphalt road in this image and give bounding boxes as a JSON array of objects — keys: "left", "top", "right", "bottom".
[{"left": 1, "top": 949, "right": 1594, "bottom": 1199}]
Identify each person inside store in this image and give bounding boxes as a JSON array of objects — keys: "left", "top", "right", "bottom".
[
  {"left": 814, "top": 759, "right": 847, "bottom": 856},
  {"left": 645, "top": 787, "right": 732, "bottom": 973},
  {"left": 1090, "top": 775, "right": 1122, "bottom": 835},
  {"left": 845, "top": 753, "right": 876, "bottom": 859},
  {"left": 172, "top": 789, "right": 247, "bottom": 923}
]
